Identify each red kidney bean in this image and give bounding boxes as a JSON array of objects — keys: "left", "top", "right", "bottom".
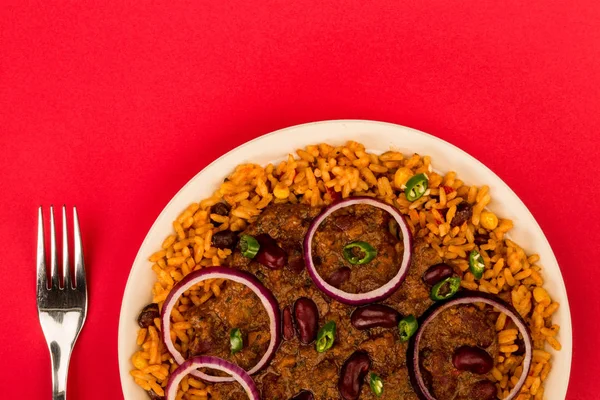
[
  {"left": 210, "top": 202, "right": 231, "bottom": 217},
  {"left": 452, "top": 346, "right": 494, "bottom": 374},
  {"left": 290, "top": 390, "right": 314, "bottom": 400},
  {"left": 328, "top": 266, "right": 351, "bottom": 288},
  {"left": 212, "top": 230, "right": 238, "bottom": 249},
  {"left": 451, "top": 201, "right": 473, "bottom": 227},
  {"left": 147, "top": 389, "right": 165, "bottom": 400},
  {"left": 470, "top": 380, "right": 498, "bottom": 400},
  {"left": 255, "top": 234, "right": 287, "bottom": 269},
  {"left": 350, "top": 304, "right": 401, "bottom": 330},
  {"left": 422, "top": 263, "right": 455, "bottom": 286},
  {"left": 293, "top": 297, "right": 319, "bottom": 344},
  {"left": 474, "top": 234, "right": 489, "bottom": 246},
  {"left": 338, "top": 350, "right": 371, "bottom": 400},
  {"left": 137, "top": 303, "right": 160, "bottom": 328},
  {"left": 282, "top": 306, "right": 295, "bottom": 341},
  {"left": 209, "top": 202, "right": 231, "bottom": 226}
]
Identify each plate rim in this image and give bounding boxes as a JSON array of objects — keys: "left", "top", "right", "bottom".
[{"left": 118, "top": 119, "right": 572, "bottom": 399}]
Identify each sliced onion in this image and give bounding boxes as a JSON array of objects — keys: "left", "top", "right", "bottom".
[
  {"left": 302, "top": 197, "right": 413, "bottom": 305},
  {"left": 161, "top": 267, "right": 281, "bottom": 382},
  {"left": 166, "top": 356, "right": 259, "bottom": 400},
  {"left": 407, "top": 291, "right": 533, "bottom": 400}
]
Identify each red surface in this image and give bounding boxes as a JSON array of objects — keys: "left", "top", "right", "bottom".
[{"left": 1, "top": 1, "right": 599, "bottom": 398}]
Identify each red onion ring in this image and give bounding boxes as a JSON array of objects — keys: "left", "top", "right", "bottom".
[
  {"left": 166, "top": 356, "right": 259, "bottom": 400},
  {"left": 303, "top": 197, "right": 413, "bottom": 305},
  {"left": 407, "top": 291, "right": 533, "bottom": 400},
  {"left": 160, "top": 267, "right": 281, "bottom": 382}
]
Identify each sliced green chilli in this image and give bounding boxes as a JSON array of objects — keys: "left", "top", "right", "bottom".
[
  {"left": 430, "top": 276, "right": 461, "bottom": 301},
  {"left": 230, "top": 328, "right": 243, "bottom": 354},
  {"left": 405, "top": 173, "right": 429, "bottom": 201},
  {"left": 316, "top": 321, "right": 336, "bottom": 353},
  {"left": 240, "top": 234, "right": 260, "bottom": 259},
  {"left": 398, "top": 315, "right": 418, "bottom": 342},
  {"left": 469, "top": 249, "right": 485, "bottom": 279},
  {"left": 369, "top": 372, "right": 384, "bottom": 396},
  {"left": 342, "top": 241, "right": 377, "bottom": 265}
]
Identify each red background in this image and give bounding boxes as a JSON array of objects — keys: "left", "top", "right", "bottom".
[{"left": 1, "top": 1, "right": 599, "bottom": 399}]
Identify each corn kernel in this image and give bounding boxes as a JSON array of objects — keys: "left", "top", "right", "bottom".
[
  {"left": 394, "top": 167, "right": 413, "bottom": 189},
  {"left": 131, "top": 352, "right": 149, "bottom": 369},
  {"left": 480, "top": 211, "right": 499, "bottom": 230},
  {"left": 533, "top": 287, "right": 551, "bottom": 305},
  {"left": 273, "top": 184, "right": 290, "bottom": 199}
]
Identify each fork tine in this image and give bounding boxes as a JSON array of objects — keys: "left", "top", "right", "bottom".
[
  {"left": 49, "top": 205, "right": 60, "bottom": 289},
  {"left": 62, "top": 205, "right": 71, "bottom": 289},
  {"left": 73, "top": 207, "right": 86, "bottom": 289},
  {"left": 37, "top": 207, "right": 47, "bottom": 291}
]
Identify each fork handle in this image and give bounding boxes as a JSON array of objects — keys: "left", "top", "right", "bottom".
[{"left": 49, "top": 340, "right": 72, "bottom": 400}]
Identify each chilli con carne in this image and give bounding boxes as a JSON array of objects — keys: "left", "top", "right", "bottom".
[{"left": 144, "top": 201, "right": 532, "bottom": 400}]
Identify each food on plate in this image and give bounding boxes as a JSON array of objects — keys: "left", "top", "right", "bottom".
[{"left": 130, "top": 141, "right": 560, "bottom": 399}]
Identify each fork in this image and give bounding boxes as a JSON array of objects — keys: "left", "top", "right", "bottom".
[{"left": 37, "top": 206, "right": 88, "bottom": 400}]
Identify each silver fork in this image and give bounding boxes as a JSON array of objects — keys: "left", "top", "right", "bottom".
[{"left": 37, "top": 206, "right": 88, "bottom": 400}]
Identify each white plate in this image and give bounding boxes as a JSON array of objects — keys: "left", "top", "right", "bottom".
[{"left": 118, "top": 120, "right": 572, "bottom": 399}]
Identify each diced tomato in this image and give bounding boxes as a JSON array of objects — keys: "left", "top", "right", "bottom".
[
  {"left": 327, "top": 187, "right": 342, "bottom": 202},
  {"left": 442, "top": 185, "right": 454, "bottom": 194},
  {"left": 434, "top": 208, "right": 447, "bottom": 225}
]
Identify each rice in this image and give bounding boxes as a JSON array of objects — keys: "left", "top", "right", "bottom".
[{"left": 131, "top": 141, "right": 560, "bottom": 399}]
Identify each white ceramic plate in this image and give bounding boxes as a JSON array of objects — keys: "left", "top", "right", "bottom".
[{"left": 118, "top": 120, "right": 572, "bottom": 399}]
